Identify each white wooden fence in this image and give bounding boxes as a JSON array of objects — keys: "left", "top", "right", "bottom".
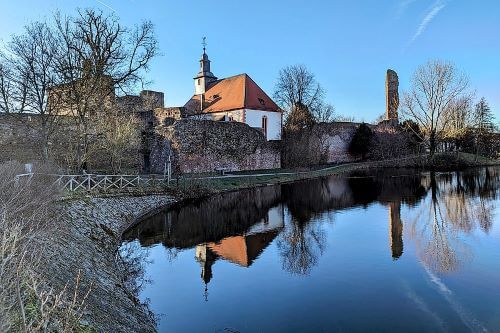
[
  {"left": 57, "top": 174, "right": 171, "bottom": 191},
  {"left": 15, "top": 173, "right": 170, "bottom": 192}
]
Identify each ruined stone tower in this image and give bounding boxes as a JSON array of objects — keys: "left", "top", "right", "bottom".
[{"left": 386, "top": 69, "right": 399, "bottom": 121}]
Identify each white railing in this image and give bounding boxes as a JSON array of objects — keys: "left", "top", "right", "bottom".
[
  {"left": 55, "top": 174, "right": 170, "bottom": 192},
  {"left": 14, "top": 173, "right": 170, "bottom": 192}
]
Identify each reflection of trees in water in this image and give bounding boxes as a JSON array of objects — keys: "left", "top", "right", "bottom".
[
  {"left": 124, "top": 167, "right": 500, "bottom": 277},
  {"left": 409, "top": 168, "right": 499, "bottom": 273},
  {"left": 119, "top": 241, "right": 152, "bottom": 297},
  {"left": 274, "top": 169, "right": 428, "bottom": 274},
  {"left": 276, "top": 218, "right": 327, "bottom": 275}
]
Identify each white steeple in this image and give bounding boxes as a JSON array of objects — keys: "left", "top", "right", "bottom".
[{"left": 194, "top": 37, "right": 217, "bottom": 95}]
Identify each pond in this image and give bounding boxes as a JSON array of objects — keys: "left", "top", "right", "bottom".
[{"left": 122, "top": 168, "right": 500, "bottom": 332}]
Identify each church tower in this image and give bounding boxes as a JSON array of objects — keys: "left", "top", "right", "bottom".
[{"left": 194, "top": 38, "right": 217, "bottom": 95}]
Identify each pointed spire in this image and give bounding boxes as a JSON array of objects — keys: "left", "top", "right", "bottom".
[
  {"left": 194, "top": 37, "right": 217, "bottom": 95},
  {"left": 202, "top": 36, "right": 207, "bottom": 54}
]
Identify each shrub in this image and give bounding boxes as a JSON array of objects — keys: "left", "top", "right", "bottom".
[
  {"left": 348, "top": 123, "right": 373, "bottom": 159},
  {"left": 0, "top": 162, "right": 91, "bottom": 332}
]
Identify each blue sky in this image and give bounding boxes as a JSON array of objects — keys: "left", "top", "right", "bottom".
[{"left": 0, "top": 0, "right": 498, "bottom": 122}]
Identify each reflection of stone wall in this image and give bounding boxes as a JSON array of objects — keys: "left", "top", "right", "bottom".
[
  {"left": 150, "top": 119, "right": 281, "bottom": 174},
  {"left": 123, "top": 186, "right": 283, "bottom": 248}
]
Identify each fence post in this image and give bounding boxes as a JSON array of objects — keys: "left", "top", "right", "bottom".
[{"left": 87, "top": 175, "right": 91, "bottom": 191}]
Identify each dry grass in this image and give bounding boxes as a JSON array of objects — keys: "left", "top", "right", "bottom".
[{"left": 0, "top": 161, "right": 93, "bottom": 332}]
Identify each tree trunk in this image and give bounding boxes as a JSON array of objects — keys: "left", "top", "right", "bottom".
[
  {"left": 39, "top": 118, "right": 51, "bottom": 162},
  {"left": 474, "top": 134, "right": 480, "bottom": 162},
  {"left": 429, "top": 131, "right": 436, "bottom": 158}
]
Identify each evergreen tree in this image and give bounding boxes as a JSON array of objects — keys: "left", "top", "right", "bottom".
[
  {"left": 349, "top": 123, "right": 373, "bottom": 159},
  {"left": 402, "top": 119, "right": 423, "bottom": 152},
  {"left": 474, "top": 97, "right": 495, "bottom": 159}
]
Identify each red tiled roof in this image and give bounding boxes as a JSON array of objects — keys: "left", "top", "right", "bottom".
[{"left": 184, "top": 74, "right": 281, "bottom": 114}]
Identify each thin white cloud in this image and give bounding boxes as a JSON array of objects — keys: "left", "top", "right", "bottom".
[
  {"left": 95, "top": 0, "right": 116, "bottom": 12},
  {"left": 411, "top": 0, "right": 447, "bottom": 43},
  {"left": 398, "top": 0, "right": 418, "bottom": 16}
]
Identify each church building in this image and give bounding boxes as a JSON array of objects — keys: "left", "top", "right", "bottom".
[{"left": 183, "top": 45, "right": 283, "bottom": 140}]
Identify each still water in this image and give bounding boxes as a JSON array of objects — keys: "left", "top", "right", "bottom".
[{"left": 122, "top": 168, "right": 500, "bottom": 332}]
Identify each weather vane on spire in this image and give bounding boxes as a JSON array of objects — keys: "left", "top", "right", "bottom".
[{"left": 202, "top": 37, "right": 207, "bottom": 53}]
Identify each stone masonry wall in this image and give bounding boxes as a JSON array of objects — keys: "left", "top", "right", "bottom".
[
  {"left": 0, "top": 113, "right": 73, "bottom": 166},
  {"left": 0, "top": 113, "right": 141, "bottom": 172},
  {"left": 386, "top": 69, "right": 399, "bottom": 121},
  {"left": 282, "top": 122, "right": 359, "bottom": 167},
  {"left": 282, "top": 121, "right": 408, "bottom": 167},
  {"left": 44, "top": 195, "right": 175, "bottom": 332},
  {"left": 150, "top": 119, "right": 281, "bottom": 174}
]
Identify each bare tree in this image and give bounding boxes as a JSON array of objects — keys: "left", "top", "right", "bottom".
[
  {"left": 401, "top": 60, "right": 470, "bottom": 157},
  {"left": 0, "top": 59, "right": 15, "bottom": 113},
  {"left": 313, "top": 103, "right": 336, "bottom": 123},
  {"left": 52, "top": 8, "right": 158, "bottom": 171},
  {"left": 334, "top": 114, "right": 355, "bottom": 122},
  {"left": 3, "top": 22, "right": 61, "bottom": 161},
  {"left": 273, "top": 64, "right": 325, "bottom": 121},
  {"left": 441, "top": 96, "right": 474, "bottom": 151},
  {"left": 0, "top": 48, "right": 30, "bottom": 115},
  {"left": 94, "top": 106, "right": 142, "bottom": 174}
]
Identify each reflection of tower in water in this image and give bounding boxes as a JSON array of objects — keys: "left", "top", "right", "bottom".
[
  {"left": 195, "top": 244, "right": 217, "bottom": 301},
  {"left": 193, "top": 205, "right": 285, "bottom": 301},
  {"left": 389, "top": 201, "right": 403, "bottom": 259}
]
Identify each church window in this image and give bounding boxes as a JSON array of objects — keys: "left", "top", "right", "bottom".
[
  {"left": 262, "top": 116, "right": 268, "bottom": 139},
  {"left": 258, "top": 98, "right": 266, "bottom": 106}
]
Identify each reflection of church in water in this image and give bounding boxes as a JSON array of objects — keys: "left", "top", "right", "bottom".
[
  {"left": 123, "top": 173, "right": 417, "bottom": 299},
  {"left": 194, "top": 200, "right": 404, "bottom": 293},
  {"left": 195, "top": 204, "right": 285, "bottom": 299}
]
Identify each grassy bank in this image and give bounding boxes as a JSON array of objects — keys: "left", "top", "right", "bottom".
[
  {"left": 63, "top": 152, "right": 500, "bottom": 201},
  {"left": 189, "top": 153, "right": 499, "bottom": 193}
]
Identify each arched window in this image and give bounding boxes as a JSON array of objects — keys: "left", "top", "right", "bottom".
[{"left": 262, "top": 115, "right": 268, "bottom": 139}]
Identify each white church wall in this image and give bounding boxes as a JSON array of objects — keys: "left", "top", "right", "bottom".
[
  {"left": 244, "top": 109, "right": 282, "bottom": 140},
  {"left": 204, "top": 110, "right": 245, "bottom": 122},
  {"left": 186, "top": 109, "right": 282, "bottom": 140},
  {"left": 247, "top": 204, "right": 285, "bottom": 235}
]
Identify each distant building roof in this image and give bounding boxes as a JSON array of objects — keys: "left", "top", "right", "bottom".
[{"left": 184, "top": 74, "right": 281, "bottom": 114}]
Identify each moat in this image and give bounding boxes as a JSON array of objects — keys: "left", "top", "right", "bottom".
[{"left": 123, "top": 167, "right": 500, "bottom": 332}]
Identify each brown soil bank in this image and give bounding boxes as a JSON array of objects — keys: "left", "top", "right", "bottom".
[{"left": 45, "top": 195, "right": 174, "bottom": 332}]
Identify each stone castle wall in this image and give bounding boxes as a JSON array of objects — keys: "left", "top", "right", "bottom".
[
  {"left": 282, "top": 122, "right": 359, "bottom": 167},
  {"left": 150, "top": 119, "right": 281, "bottom": 174},
  {"left": 0, "top": 114, "right": 72, "bottom": 166},
  {"left": 0, "top": 113, "right": 138, "bottom": 172},
  {"left": 1, "top": 112, "right": 404, "bottom": 174},
  {"left": 282, "top": 121, "right": 409, "bottom": 167}
]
